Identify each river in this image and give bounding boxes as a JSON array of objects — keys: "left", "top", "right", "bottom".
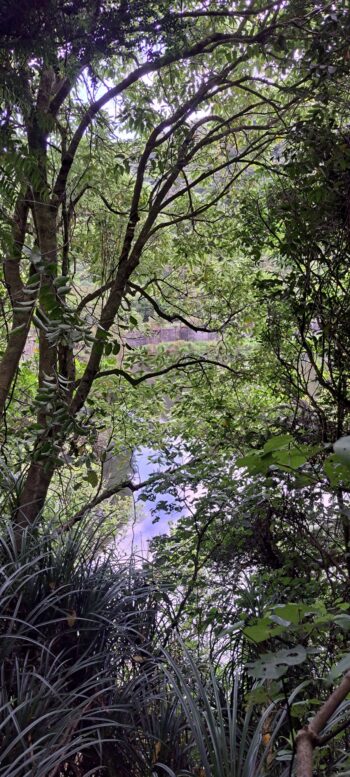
[{"left": 117, "top": 446, "right": 189, "bottom": 556}]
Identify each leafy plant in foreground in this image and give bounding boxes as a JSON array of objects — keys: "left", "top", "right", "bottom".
[
  {"left": 161, "top": 645, "right": 294, "bottom": 777},
  {"left": 0, "top": 521, "right": 158, "bottom": 777}
]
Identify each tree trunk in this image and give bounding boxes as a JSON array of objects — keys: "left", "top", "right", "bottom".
[
  {"left": 0, "top": 193, "right": 32, "bottom": 416},
  {"left": 16, "top": 461, "right": 54, "bottom": 532},
  {"left": 16, "top": 203, "right": 59, "bottom": 526}
]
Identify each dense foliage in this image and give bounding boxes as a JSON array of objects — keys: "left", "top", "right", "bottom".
[{"left": 2, "top": 1, "right": 350, "bottom": 775}]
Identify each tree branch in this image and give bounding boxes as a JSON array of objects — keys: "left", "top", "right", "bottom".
[
  {"left": 93, "top": 356, "right": 241, "bottom": 387},
  {"left": 296, "top": 670, "right": 350, "bottom": 777},
  {"left": 59, "top": 473, "right": 162, "bottom": 533},
  {"left": 76, "top": 280, "right": 114, "bottom": 313},
  {"left": 51, "top": 31, "right": 251, "bottom": 205},
  {"left": 128, "top": 281, "right": 240, "bottom": 333},
  {"left": 167, "top": 3, "right": 280, "bottom": 20},
  {"left": 70, "top": 65, "right": 240, "bottom": 414}
]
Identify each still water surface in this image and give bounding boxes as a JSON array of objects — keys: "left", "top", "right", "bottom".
[{"left": 118, "top": 447, "right": 188, "bottom": 555}]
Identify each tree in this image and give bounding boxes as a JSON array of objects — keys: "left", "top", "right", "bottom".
[
  {"left": 0, "top": 0, "right": 332, "bottom": 535},
  {"left": 145, "top": 14, "right": 350, "bottom": 772},
  {"left": 3, "top": 4, "right": 350, "bottom": 776}
]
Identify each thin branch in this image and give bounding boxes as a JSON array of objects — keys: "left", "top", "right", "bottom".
[
  {"left": 51, "top": 31, "right": 252, "bottom": 205},
  {"left": 70, "top": 66, "right": 242, "bottom": 413},
  {"left": 128, "top": 281, "right": 240, "bottom": 333},
  {"left": 59, "top": 473, "right": 162, "bottom": 532},
  {"left": 149, "top": 145, "right": 272, "bottom": 237},
  {"left": 76, "top": 280, "right": 114, "bottom": 313},
  {"left": 60, "top": 454, "right": 202, "bottom": 532},
  {"left": 156, "top": 134, "right": 274, "bottom": 216},
  {"left": 93, "top": 356, "right": 241, "bottom": 387},
  {"left": 79, "top": 186, "right": 130, "bottom": 216}
]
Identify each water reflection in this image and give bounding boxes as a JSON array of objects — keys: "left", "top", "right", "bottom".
[{"left": 118, "top": 446, "right": 187, "bottom": 554}]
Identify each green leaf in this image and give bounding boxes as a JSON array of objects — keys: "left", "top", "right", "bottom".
[
  {"left": 112, "top": 341, "right": 121, "bottom": 355},
  {"left": 272, "top": 449, "right": 307, "bottom": 468},
  {"left": 243, "top": 617, "right": 284, "bottom": 643},
  {"left": 247, "top": 646, "right": 307, "bottom": 680},
  {"left": 324, "top": 454, "right": 350, "bottom": 487},
  {"left": 263, "top": 434, "right": 294, "bottom": 452},
  {"left": 271, "top": 603, "right": 310, "bottom": 625},
  {"left": 293, "top": 473, "right": 315, "bottom": 488},
  {"left": 86, "top": 470, "right": 99, "bottom": 487},
  {"left": 235, "top": 451, "right": 273, "bottom": 475},
  {"left": 333, "top": 615, "right": 350, "bottom": 631},
  {"left": 329, "top": 653, "right": 350, "bottom": 681}
]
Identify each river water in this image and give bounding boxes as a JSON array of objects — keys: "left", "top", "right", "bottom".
[{"left": 117, "top": 446, "right": 188, "bottom": 556}]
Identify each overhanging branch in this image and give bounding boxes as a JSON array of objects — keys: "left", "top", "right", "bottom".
[
  {"left": 128, "top": 281, "right": 241, "bottom": 333},
  {"left": 59, "top": 472, "right": 162, "bottom": 532},
  {"left": 93, "top": 356, "right": 241, "bottom": 387}
]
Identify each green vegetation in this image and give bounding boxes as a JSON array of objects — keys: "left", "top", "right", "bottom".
[{"left": 1, "top": 1, "right": 350, "bottom": 775}]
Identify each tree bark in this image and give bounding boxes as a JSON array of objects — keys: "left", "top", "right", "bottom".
[
  {"left": 35, "top": 202, "right": 59, "bottom": 385},
  {"left": 15, "top": 69, "right": 61, "bottom": 525},
  {"left": 296, "top": 670, "right": 350, "bottom": 777},
  {"left": 0, "top": 192, "right": 32, "bottom": 415},
  {"left": 16, "top": 461, "right": 54, "bottom": 532}
]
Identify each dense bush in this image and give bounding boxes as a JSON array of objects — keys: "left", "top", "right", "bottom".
[
  {"left": 0, "top": 522, "right": 284, "bottom": 777},
  {"left": 0, "top": 522, "right": 161, "bottom": 776}
]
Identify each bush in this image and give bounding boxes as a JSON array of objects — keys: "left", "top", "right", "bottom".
[{"left": 0, "top": 521, "right": 158, "bottom": 777}]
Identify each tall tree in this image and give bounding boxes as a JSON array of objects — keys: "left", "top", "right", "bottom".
[{"left": 0, "top": 1, "right": 338, "bottom": 534}]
